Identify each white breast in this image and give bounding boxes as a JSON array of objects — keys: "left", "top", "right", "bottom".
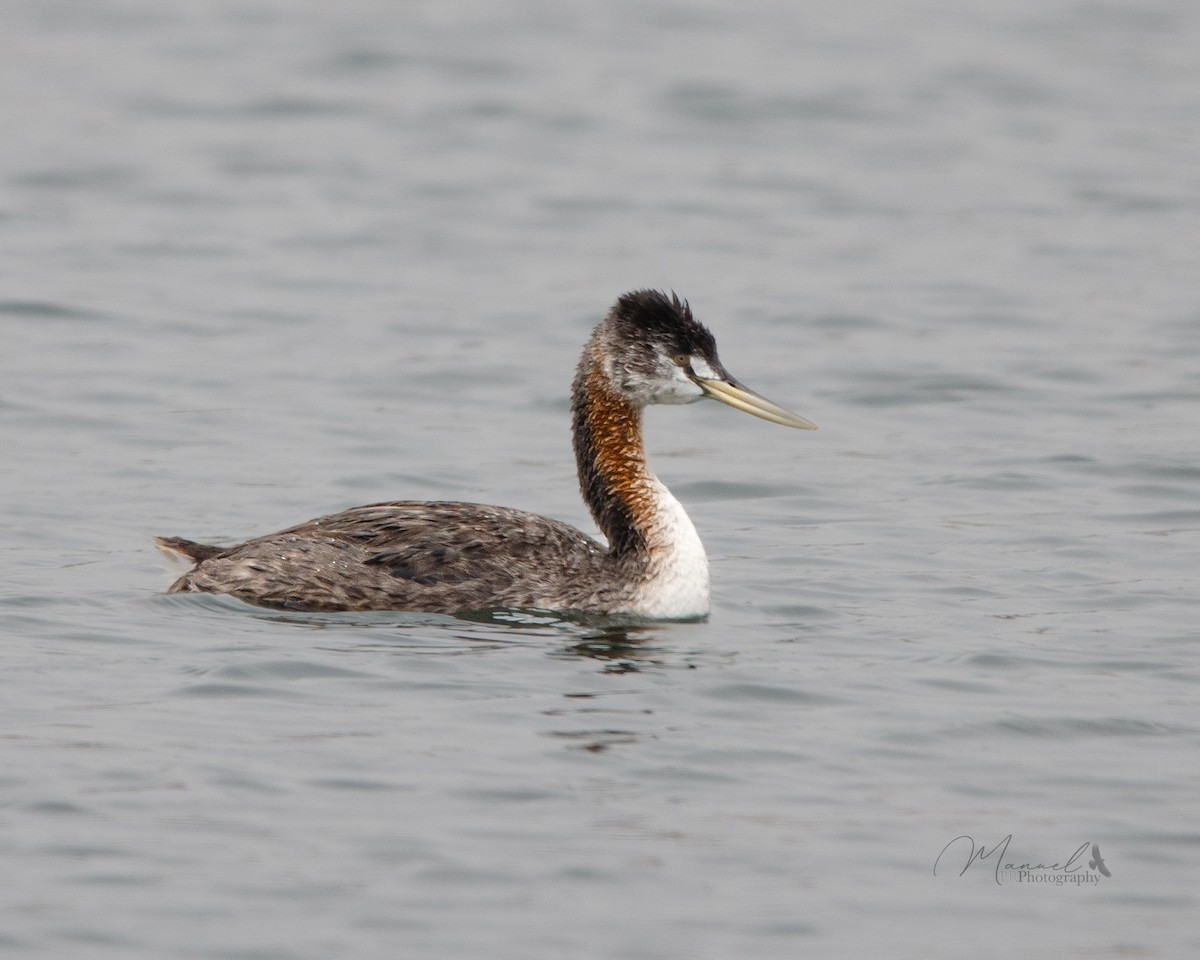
[{"left": 630, "top": 477, "right": 710, "bottom": 619}]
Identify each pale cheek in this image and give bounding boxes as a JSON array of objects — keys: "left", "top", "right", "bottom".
[
  {"left": 653, "top": 379, "right": 705, "bottom": 405},
  {"left": 689, "top": 356, "right": 720, "bottom": 380}
]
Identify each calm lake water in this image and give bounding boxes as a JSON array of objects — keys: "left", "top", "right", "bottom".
[{"left": 2, "top": 0, "right": 1199, "bottom": 956}]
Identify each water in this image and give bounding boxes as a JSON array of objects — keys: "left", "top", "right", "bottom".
[{"left": 2, "top": 0, "right": 1198, "bottom": 956}]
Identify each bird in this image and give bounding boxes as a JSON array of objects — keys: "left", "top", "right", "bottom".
[{"left": 156, "top": 290, "right": 815, "bottom": 618}]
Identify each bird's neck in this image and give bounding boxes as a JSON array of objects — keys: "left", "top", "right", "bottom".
[
  {"left": 570, "top": 339, "right": 710, "bottom": 617},
  {"left": 569, "top": 343, "right": 684, "bottom": 557},
  {"left": 571, "top": 344, "right": 653, "bottom": 556}
]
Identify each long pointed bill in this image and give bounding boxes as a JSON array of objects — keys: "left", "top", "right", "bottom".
[{"left": 696, "top": 377, "right": 817, "bottom": 430}]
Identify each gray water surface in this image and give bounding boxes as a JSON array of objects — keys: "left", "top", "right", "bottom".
[{"left": 2, "top": 1, "right": 1198, "bottom": 957}]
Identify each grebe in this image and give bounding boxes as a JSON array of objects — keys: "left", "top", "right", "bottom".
[{"left": 156, "top": 290, "right": 815, "bottom": 618}]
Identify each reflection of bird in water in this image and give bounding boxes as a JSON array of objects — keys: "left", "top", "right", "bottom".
[{"left": 157, "top": 290, "right": 815, "bottom": 617}]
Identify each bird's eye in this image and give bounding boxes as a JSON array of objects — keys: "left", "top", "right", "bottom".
[{"left": 673, "top": 354, "right": 691, "bottom": 369}]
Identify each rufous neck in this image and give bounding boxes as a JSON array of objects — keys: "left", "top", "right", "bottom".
[{"left": 571, "top": 343, "right": 655, "bottom": 557}]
